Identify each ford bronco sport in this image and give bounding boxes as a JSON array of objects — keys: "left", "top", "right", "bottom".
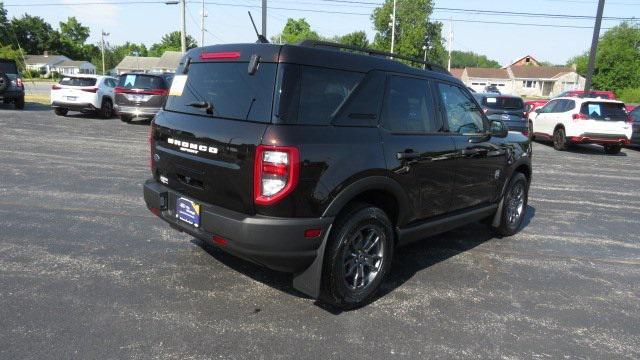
[
  {"left": 0, "top": 59, "right": 25, "bottom": 110},
  {"left": 143, "top": 41, "right": 532, "bottom": 309}
]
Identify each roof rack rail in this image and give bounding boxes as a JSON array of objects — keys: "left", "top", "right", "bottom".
[{"left": 297, "top": 40, "right": 449, "bottom": 74}]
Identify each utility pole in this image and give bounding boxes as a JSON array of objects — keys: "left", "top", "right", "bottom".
[
  {"left": 262, "top": 0, "right": 267, "bottom": 38},
  {"left": 585, "top": 0, "right": 605, "bottom": 92},
  {"left": 101, "top": 30, "right": 109, "bottom": 75},
  {"left": 447, "top": 18, "right": 453, "bottom": 72},
  {"left": 180, "top": 0, "right": 186, "bottom": 53},
  {"left": 390, "top": 0, "right": 397, "bottom": 53},
  {"left": 200, "top": 0, "right": 207, "bottom": 47}
]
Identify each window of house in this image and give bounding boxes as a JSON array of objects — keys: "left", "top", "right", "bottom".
[{"left": 523, "top": 80, "right": 537, "bottom": 88}]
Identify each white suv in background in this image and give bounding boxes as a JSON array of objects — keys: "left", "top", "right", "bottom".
[
  {"left": 51, "top": 75, "right": 117, "bottom": 118},
  {"left": 529, "top": 97, "right": 633, "bottom": 154}
]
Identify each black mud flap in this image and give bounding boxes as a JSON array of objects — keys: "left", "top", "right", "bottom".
[{"left": 292, "top": 224, "right": 332, "bottom": 299}]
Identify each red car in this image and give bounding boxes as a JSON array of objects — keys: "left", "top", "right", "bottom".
[
  {"left": 524, "top": 99, "right": 548, "bottom": 119},
  {"left": 555, "top": 90, "right": 617, "bottom": 100}
]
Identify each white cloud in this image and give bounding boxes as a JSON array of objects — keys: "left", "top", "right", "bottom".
[{"left": 60, "top": 0, "right": 122, "bottom": 27}]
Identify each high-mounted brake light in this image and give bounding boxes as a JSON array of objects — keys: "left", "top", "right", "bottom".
[
  {"left": 16, "top": 78, "right": 23, "bottom": 88},
  {"left": 254, "top": 145, "right": 299, "bottom": 206},
  {"left": 200, "top": 51, "right": 241, "bottom": 60},
  {"left": 573, "top": 113, "right": 589, "bottom": 120}
]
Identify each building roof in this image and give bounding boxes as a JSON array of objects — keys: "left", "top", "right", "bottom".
[
  {"left": 24, "top": 54, "right": 68, "bottom": 65},
  {"left": 154, "top": 51, "right": 182, "bottom": 70},
  {"left": 466, "top": 67, "right": 510, "bottom": 79},
  {"left": 449, "top": 68, "right": 464, "bottom": 79},
  {"left": 507, "top": 54, "right": 540, "bottom": 67},
  {"left": 56, "top": 60, "right": 95, "bottom": 68},
  {"left": 115, "top": 56, "right": 160, "bottom": 71},
  {"left": 510, "top": 66, "right": 574, "bottom": 79}
]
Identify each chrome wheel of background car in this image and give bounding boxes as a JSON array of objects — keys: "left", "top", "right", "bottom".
[
  {"left": 342, "top": 225, "right": 384, "bottom": 290},
  {"left": 506, "top": 181, "right": 525, "bottom": 226}
]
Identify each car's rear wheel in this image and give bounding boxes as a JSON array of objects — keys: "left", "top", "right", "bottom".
[
  {"left": 492, "top": 172, "right": 529, "bottom": 236},
  {"left": 120, "top": 115, "right": 132, "bottom": 123},
  {"left": 14, "top": 95, "right": 25, "bottom": 110},
  {"left": 54, "top": 108, "right": 68, "bottom": 116},
  {"left": 553, "top": 127, "right": 569, "bottom": 151},
  {"left": 603, "top": 144, "right": 622, "bottom": 155},
  {"left": 321, "top": 203, "right": 394, "bottom": 309}
]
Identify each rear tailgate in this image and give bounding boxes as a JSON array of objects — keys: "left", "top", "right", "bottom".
[
  {"left": 579, "top": 101, "right": 631, "bottom": 136},
  {"left": 482, "top": 96, "right": 527, "bottom": 131},
  {"left": 115, "top": 74, "right": 168, "bottom": 108},
  {"left": 51, "top": 77, "right": 98, "bottom": 104},
  {"left": 152, "top": 44, "right": 280, "bottom": 215}
]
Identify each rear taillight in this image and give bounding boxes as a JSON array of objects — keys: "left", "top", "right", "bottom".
[
  {"left": 254, "top": 145, "right": 299, "bottom": 206},
  {"left": 114, "top": 86, "right": 125, "bottom": 93},
  {"left": 81, "top": 87, "right": 98, "bottom": 93},
  {"left": 200, "top": 51, "right": 241, "bottom": 60},
  {"left": 573, "top": 113, "right": 589, "bottom": 120},
  {"left": 149, "top": 123, "right": 156, "bottom": 172},
  {"left": 52, "top": 84, "right": 61, "bottom": 90},
  {"left": 627, "top": 115, "right": 634, "bottom": 124},
  {"left": 16, "top": 78, "right": 23, "bottom": 88},
  {"left": 114, "top": 87, "right": 167, "bottom": 96}
]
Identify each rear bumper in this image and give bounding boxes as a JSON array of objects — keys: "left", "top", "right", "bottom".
[
  {"left": 52, "top": 101, "right": 97, "bottom": 112},
  {"left": 0, "top": 90, "right": 24, "bottom": 99},
  {"left": 115, "top": 105, "right": 161, "bottom": 118},
  {"left": 143, "top": 179, "right": 333, "bottom": 273},
  {"left": 569, "top": 133, "right": 630, "bottom": 145}
]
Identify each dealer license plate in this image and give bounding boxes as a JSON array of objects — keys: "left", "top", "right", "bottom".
[{"left": 176, "top": 197, "right": 201, "bottom": 228}]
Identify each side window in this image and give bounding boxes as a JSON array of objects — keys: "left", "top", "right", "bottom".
[
  {"left": 298, "top": 66, "right": 363, "bottom": 125},
  {"left": 565, "top": 100, "right": 576, "bottom": 112},
  {"left": 437, "top": 83, "right": 485, "bottom": 134},
  {"left": 541, "top": 100, "right": 558, "bottom": 113},
  {"left": 381, "top": 76, "right": 441, "bottom": 133}
]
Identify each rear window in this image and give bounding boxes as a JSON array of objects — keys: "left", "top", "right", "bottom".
[
  {"left": 0, "top": 61, "right": 18, "bottom": 74},
  {"left": 578, "top": 93, "right": 611, "bottom": 99},
  {"left": 118, "top": 74, "right": 167, "bottom": 89},
  {"left": 482, "top": 96, "right": 524, "bottom": 110},
  {"left": 580, "top": 102, "right": 627, "bottom": 121},
  {"left": 631, "top": 107, "right": 640, "bottom": 122},
  {"left": 164, "top": 62, "right": 276, "bottom": 122},
  {"left": 59, "top": 77, "right": 97, "bottom": 87}
]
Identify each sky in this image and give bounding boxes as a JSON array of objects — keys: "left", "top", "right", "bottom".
[{"left": 3, "top": 0, "right": 640, "bottom": 66}]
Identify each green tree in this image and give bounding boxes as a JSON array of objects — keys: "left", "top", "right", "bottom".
[
  {"left": 450, "top": 50, "right": 500, "bottom": 68},
  {"left": 0, "top": 2, "right": 10, "bottom": 46},
  {"left": 337, "top": 31, "right": 370, "bottom": 48},
  {"left": 567, "top": 22, "right": 640, "bottom": 93},
  {"left": 59, "top": 17, "right": 90, "bottom": 44},
  {"left": 272, "top": 18, "right": 320, "bottom": 44},
  {"left": 0, "top": 45, "right": 24, "bottom": 69},
  {"left": 149, "top": 31, "right": 196, "bottom": 57},
  {"left": 371, "top": 0, "right": 445, "bottom": 65},
  {"left": 10, "top": 14, "right": 62, "bottom": 55}
]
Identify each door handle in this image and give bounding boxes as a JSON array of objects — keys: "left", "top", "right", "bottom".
[
  {"left": 396, "top": 150, "right": 420, "bottom": 161},
  {"left": 461, "top": 148, "right": 489, "bottom": 157}
]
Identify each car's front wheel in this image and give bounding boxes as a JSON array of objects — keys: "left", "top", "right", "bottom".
[
  {"left": 100, "top": 98, "right": 113, "bottom": 118},
  {"left": 492, "top": 172, "right": 529, "bottom": 236},
  {"left": 54, "top": 108, "right": 68, "bottom": 116},
  {"left": 553, "top": 127, "right": 569, "bottom": 151},
  {"left": 603, "top": 144, "right": 622, "bottom": 155},
  {"left": 321, "top": 203, "right": 394, "bottom": 309}
]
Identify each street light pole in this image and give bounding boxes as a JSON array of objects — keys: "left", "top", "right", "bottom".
[
  {"left": 447, "top": 18, "right": 453, "bottom": 72},
  {"left": 584, "top": 0, "right": 605, "bottom": 92},
  {"left": 101, "top": 30, "right": 109, "bottom": 75},
  {"left": 180, "top": 0, "right": 186, "bottom": 53},
  {"left": 262, "top": 0, "right": 267, "bottom": 38},
  {"left": 390, "top": 0, "right": 397, "bottom": 53},
  {"left": 200, "top": 0, "right": 207, "bottom": 47}
]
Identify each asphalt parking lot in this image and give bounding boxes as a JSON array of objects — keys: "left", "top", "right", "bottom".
[{"left": 1, "top": 103, "right": 639, "bottom": 359}]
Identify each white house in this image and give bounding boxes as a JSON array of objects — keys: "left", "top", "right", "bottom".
[
  {"left": 461, "top": 68, "right": 514, "bottom": 94},
  {"left": 24, "top": 53, "right": 69, "bottom": 75},
  {"left": 114, "top": 56, "right": 160, "bottom": 74},
  {"left": 152, "top": 51, "right": 182, "bottom": 73},
  {"left": 51, "top": 60, "right": 97, "bottom": 75}
]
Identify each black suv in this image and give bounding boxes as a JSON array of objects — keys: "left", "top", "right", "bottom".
[
  {"left": 0, "top": 59, "right": 25, "bottom": 109},
  {"left": 143, "top": 42, "right": 532, "bottom": 308}
]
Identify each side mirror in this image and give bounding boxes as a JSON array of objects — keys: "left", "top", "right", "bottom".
[{"left": 490, "top": 120, "right": 508, "bottom": 138}]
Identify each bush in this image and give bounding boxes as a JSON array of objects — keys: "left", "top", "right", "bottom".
[
  {"left": 22, "top": 69, "right": 41, "bottom": 79},
  {"left": 618, "top": 88, "right": 640, "bottom": 105}
]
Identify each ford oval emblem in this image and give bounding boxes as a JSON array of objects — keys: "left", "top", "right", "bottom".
[{"left": 153, "top": 153, "right": 160, "bottom": 162}]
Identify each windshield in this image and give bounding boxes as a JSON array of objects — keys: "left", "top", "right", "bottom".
[
  {"left": 580, "top": 102, "right": 627, "bottom": 121},
  {"left": 0, "top": 61, "right": 18, "bottom": 74},
  {"left": 482, "top": 96, "right": 524, "bottom": 110},
  {"left": 118, "top": 74, "right": 167, "bottom": 89},
  {"left": 164, "top": 62, "right": 277, "bottom": 123},
  {"left": 631, "top": 107, "right": 640, "bottom": 122},
  {"left": 59, "top": 77, "right": 97, "bottom": 87}
]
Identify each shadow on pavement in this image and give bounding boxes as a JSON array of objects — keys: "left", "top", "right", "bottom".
[
  {"left": 192, "top": 205, "right": 537, "bottom": 314},
  {"left": 534, "top": 140, "right": 628, "bottom": 156}
]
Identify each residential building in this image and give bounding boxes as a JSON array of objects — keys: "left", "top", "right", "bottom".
[
  {"left": 505, "top": 54, "right": 541, "bottom": 68},
  {"left": 24, "top": 53, "right": 69, "bottom": 76},
  {"left": 114, "top": 56, "right": 160, "bottom": 74},
  {"left": 461, "top": 68, "right": 513, "bottom": 94},
  {"left": 152, "top": 51, "right": 182, "bottom": 73},
  {"left": 51, "top": 60, "right": 97, "bottom": 75}
]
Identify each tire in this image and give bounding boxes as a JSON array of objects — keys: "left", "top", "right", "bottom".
[
  {"left": 99, "top": 98, "right": 113, "bottom": 118},
  {"left": 603, "top": 144, "right": 622, "bottom": 155},
  {"left": 54, "top": 108, "right": 68, "bottom": 116},
  {"left": 14, "top": 95, "right": 25, "bottom": 110},
  {"left": 492, "top": 172, "right": 529, "bottom": 237},
  {"left": 0, "top": 72, "right": 8, "bottom": 92},
  {"left": 529, "top": 121, "right": 535, "bottom": 141},
  {"left": 120, "top": 115, "right": 132, "bottom": 123},
  {"left": 320, "top": 203, "right": 394, "bottom": 309},
  {"left": 553, "top": 127, "right": 569, "bottom": 151}
]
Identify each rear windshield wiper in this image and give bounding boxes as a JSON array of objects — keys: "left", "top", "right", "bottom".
[{"left": 186, "top": 101, "right": 214, "bottom": 114}]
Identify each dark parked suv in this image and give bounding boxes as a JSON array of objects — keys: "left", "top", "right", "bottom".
[
  {"left": 114, "top": 73, "right": 173, "bottom": 122},
  {"left": 143, "top": 42, "right": 532, "bottom": 308},
  {"left": 0, "top": 59, "right": 25, "bottom": 109},
  {"left": 474, "top": 93, "right": 528, "bottom": 136}
]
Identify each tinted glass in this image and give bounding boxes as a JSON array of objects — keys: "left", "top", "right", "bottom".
[
  {"left": 164, "top": 62, "right": 276, "bottom": 122},
  {"left": 580, "top": 102, "right": 628, "bottom": 121},
  {"left": 482, "top": 96, "right": 524, "bottom": 110},
  {"left": 631, "top": 107, "right": 640, "bottom": 122},
  {"left": 59, "top": 77, "right": 97, "bottom": 87},
  {"left": 541, "top": 100, "right": 559, "bottom": 113},
  {"left": 438, "top": 83, "right": 485, "bottom": 134},
  {"left": 117, "top": 74, "right": 166, "bottom": 89},
  {"left": 382, "top": 76, "right": 440, "bottom": 133},
  {"left": 298, "top": 66, "right": 362, "bottom": 125},
  {"left": 0, "top": 61, "right": 18, "bottom": 74}
]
